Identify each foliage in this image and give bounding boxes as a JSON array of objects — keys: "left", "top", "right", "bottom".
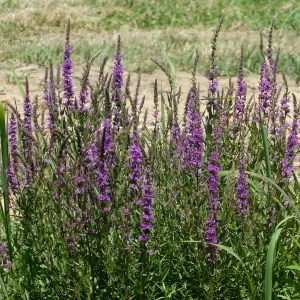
[{"left": 0, "top": 19, "right": 299, "bottom": 299}]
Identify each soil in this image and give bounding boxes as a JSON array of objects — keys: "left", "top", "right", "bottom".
[{"left": 1, "top": 63, "right": 299, "bottom": 118}]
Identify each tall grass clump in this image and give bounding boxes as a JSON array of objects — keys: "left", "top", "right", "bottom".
[{"left": 0, "top": 19, "right": 299, "bottom": 299}]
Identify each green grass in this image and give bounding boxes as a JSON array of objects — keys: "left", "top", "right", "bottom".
[{"left": 0, "top": 0, "right": 299, "bottom": 78}]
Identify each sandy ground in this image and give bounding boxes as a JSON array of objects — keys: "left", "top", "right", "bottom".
[{"left": 1, "top": 63, "right": 300, "bottom": 118}]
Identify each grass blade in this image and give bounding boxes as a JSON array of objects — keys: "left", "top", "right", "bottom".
[
  {"left": 265, "top": 228, "right": 282, "bottom": 300},
  {"left": 0, "top": 273, "right": 9, "bottom": 300},
  {"left": 285, "top": 264, "right": 300, "bottom": 272},
  {"left": 265, "top": 216, "right": 292, "bottom": 300},
  {"left": 13, "top": 71, "right": 25, "bottom": 98},
  {"left": 0, "top": 102, "right": 12, "bottom": 259}
]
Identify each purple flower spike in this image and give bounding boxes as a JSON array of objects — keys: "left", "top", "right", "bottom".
[
  {"left": 7, "top": 114, "right": 20, "bottom": 190},
  {"left": 62, "top": 21, "right": 75, "bottom": 110},
  {"left": 237, "top": 157, "right": 249, "bottom": 219},
  {"left": 112, "top": 35, "right": 124, "bottom": 107},
  {"left": 281, "top": 120, "right": 299, "bottom": 183},
  {"left": 0, "top": 241, "right": 12, "bottom": 270},
  {"left": 205, "top": 151, "right": 221, "bottom": 261},
  {"left": 22, "top": 79, "right": 33, "bottom": 185},
  {"left": 232, "top": 47, "right": 247, "bottom": 138},
  {"left": 183, "top": 90, "right": 204, "bottom": 177},
  {"left": 78, "top": 63, "right": 91, "bottom": 113},
  {"left": 139, "top": 168, "right": 154, "bottom": 244},
  {"left": 129, "top": 132, "right": 143, "bottom": 190}
]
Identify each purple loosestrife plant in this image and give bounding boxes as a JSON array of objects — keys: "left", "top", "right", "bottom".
[
  {"left": 112, "top": 35, "right": 124, "bottom": 124},
  {"left": 232, "top": 47, "right": 247, "bottom": 139},
  {"left": 62, "top": 21, "right": 75, "bottom": 110},
  {"left": 22, "top": 79, "right": 33, "bottom": 185},
  {"left": 236, "top": 156, "right": 249, "bottom": 219},
  {"left": 170, "top": 124, "right": 182, "bottom": 160},
  {"left": 256, "top": 20, "right": 277, "bottom": 123},
  {"left": 7, "top": 114, "right": 20, "bottom": 191},
  {"left": 78, "top": 60, "right": 91, "bottom": 113},
  {"left": 0, "top": 242, "right": 12, "bottom": 270},
  {"left": 205, "top": 118, "right": 223, "bottom": 261},
  {"left": 138, "top": 167, "right": 154, "bottom": 243},
  {"left": 95, "top": 127, "right": 111, "bottom": 213},
  {"left": 207, "top": 18, "right": 223, "bottom": 117},
  {"left": 182, "top": 89, "right": 204, "bottom": 179},
  {"left": 281, "top": 120, "right": 299, "bottom": 183},
  {"left": 205, "top": 151, "right": 221, "bottom": 261},
  {"left": 129, "top": 131, "right": 143, "bottom": 191}
]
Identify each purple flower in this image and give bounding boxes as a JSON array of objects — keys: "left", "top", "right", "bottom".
[
  {"left": 23, "top": 82, "right": 33, "bottom": 150},
  {"left": 182, "top": 90, "right": 204, "bottom": 176},
  {"left": 232, "top": 52, "right": 247, "bottom": 138},
  {"left": 129, "top": 132, "right": 143, "bottom": 190},
  {"left": 205, "top": 151, "right": 221, "bottom": 261},
  {"left": 112, "top": 35, "right": 123, "bottom": 107},
  {"left": 22, "top": 80, "right": 33, "bottom": 185},
  {"left": 95, "top": 126, "right": 112, "bottom": 212},
  {"left": 236, "top": 157, "right": 249, "bottom": 219},
  {"left": 207, "top": 68, "right": 220, "bottom": 111},
  {"left": 103, "top": 119, "right": 116, "bottom": 165},
  {"left": 78, "top": 66, "right": 90, "bottom": 113},
  {"left": 62, "top": 23, "right": 75, "bottom": 110},
  {"left": 7, "top": 114, "right": 20, "bottom": 190},
  {"left": 139, "top": 168, "right": 154, "bottom": 244},
  {"left": 0, "top": 241, "right": 12, "bottom": 270},
  {"left": 256, "top": 50, "right": 277, "bottom": 123},
  {"left": 281, "top": 121, "right": 299, "bottom": 183},
  {"left": 170, "top": 125, "right": 182, "bottom": 160}
]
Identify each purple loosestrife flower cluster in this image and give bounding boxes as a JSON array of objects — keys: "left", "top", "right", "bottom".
[
  {"left": 78, "top": 82, "right": 88, "bottom": 113},
  {"left": 95, "top": 127, "right": 111, "bottom": 213},
  {"left": 236, "top": 157, "right": 249, "bottom": 219},
  {"left": 103, "top": 119, "right": 116, "bottom": 165},
  {"left": 22, "top": 80, "right": 33, "bottom": 185},
  {"left": 129, "top": 132, "right": 143, "bottom": 191},
  {"left": 23, "top": 81, "right": 33, "bottom": 153},
  {"left": 170, "top": 125, "right": 182, "bottom": 160},
  {"left": 207, "top": 68, "right": 220, "bottom": 111},
  {"left": 122, "top": 208, "right": 131, "bottom": 250},
  {"left": 232, "top": 50, "right": 247, "bottom": 139},
  {"left": 277, "top": 80, "right": 290, "bottom": 138},
  {"left": 0, "top": 242, "right": 12, "bottom": 269},
  {"left": 255, "top": 22, "right": 277, "bottom": 123},
  {"left": 62, "top": 22, "right": 75, "bottom": 110},
  {"left": 182, "top": 90, "right": 204, "bottom": 176},
  {"left": 257, "top": 58, "right": 273, "bottom": 120},
  {"left": 112, "top": 35, "right": 124, "bottom": 108},
  {"left": 205, "top": 151, "right": 221, "bottom": 261},
  {"left": 7, "top": 114, "right": 20, "bottom": 190},
  {"left": 279, "top": 96, "right": 290, "bottom": 123},
  {"left": 78, "top": 64, "right": 91, "bottom": 113},
  {"left": 139, "top": 168, "right": 154, "bottom": 243},
  {"left": 75, "top": 167, "right": 85, "bottom": 195},
  {"left": 281, "top": 121, "right": 299, "bottom": 183}
]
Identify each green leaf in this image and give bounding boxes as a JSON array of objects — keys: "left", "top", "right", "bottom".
[
  {"left": 260, "top": 123, "right": 271, "bottom": 205},
  {"left": 285, "top": 264, "right": 300, "bottom": 272},
  {"left": 246, "top": 172, "right": 300, "bottom": 222},
  {"left": 265, "top": 228, "right": 283, "bottom": 300},
  {"left": 160, "top": 86, "right": 166, "bottom": 141},
  {"left": 0, "top": 273, "right": 9, "bottom": 299},
  {"left": 265, "top": 216, "right": 292, "bottom": 300},
  {"left": 162, "top": 48, "right": 176, "bottom": 92},
  {"left": 0, "top": 102, "right": 12, "bottom": 258},
  {"left": 13, "top": 71, "right": 25, "bottom": 98}
]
